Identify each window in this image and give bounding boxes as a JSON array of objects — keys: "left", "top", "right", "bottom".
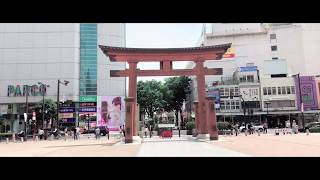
[
  {"left": 281, "top": 87, "right": 286, "bottom": 94},
  {"left": 270, "top": 34, "right": 276, "bottom": 39},
  {"left": 263, "top": 87, "right": 267, "bottom": 95},
  {"left": 231, "top": 101, "right": 235, "bottom": 109},
  {"left": 291, "top": 86, "right": 295, "bottom": 94},
  {"left": 287, "top": 86, "right": 291, "bottom": 94},
  {"left": 226, "top": 101, "right": 231, "bottom": 110},
  {"left": 219, "top": 88, "right": 224, "bottom": 96},
  {"left": 230, "top": 88, "right": 234, "bottom": 96},
  {"left": 220, "top": 101, "right": 225, "bottom": 110},
  {"left": 225, "top": 88, "right": 230, "bottom": 96},
  {"left": 234, "top": 87, "right": 239, "bottom": 96},
  {"left": 272, "top": 57, "right": 279, "bottom": 60},
  {"left": 240, "top": 76, "right": 246, "bottom": 83},
  {"left": 247, "top": 75, "right": 254, "bottom": 82},
  {"left": 271, "top": 45, "right": 278, "bottom": 51},
  {"left": 272, "top": 87, "right": 277, "bottom": 95},
  {"left": 267, "top": 87, "right": 272, "bottom": 95},
  {"left": 278, "top": 87, "right": 282, "bottom": 95},
  {"left": 235, "top": 101, "right": 240, "bottom": 109}
]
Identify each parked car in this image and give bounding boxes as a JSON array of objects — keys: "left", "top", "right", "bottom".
[
  {"left": 306, "top": 122, "right": 320, "bottom": 129},
  {"left": 81, "top": 126, "right": 109, "bottom": 136},
  {"left": 239, "top": 124, "right": 264, "bottom": 132}
]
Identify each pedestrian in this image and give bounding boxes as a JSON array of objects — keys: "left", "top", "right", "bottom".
[
  {"left": 76, "top": 126, "right": 80, "bottom": 140},
  {"left": 39, "top": 129, "right": 44, "bottom": 140},
  {"left": 73, "top": 127, "right": 77, "bottom": 140},
  {"left": 144, "top": 126, "right": 148, "bottom": 138},
  {"left": 263, "top": 122, "right": 267, "bottom": 134},
  {"left": 122, "top": 125, "right": 126, "bottom": 138},
  {"left": 149, "top": 126, "right": 153, "bottom": 138},
  {"left": 64, "top": 127, "right": 68, "bottom": 141},
  {"left": 235, "top": 123, "right": 239, "bottom": 136},
  {"left": 106, "top": 126, "right": 109, "bottom": 140},
  {"left": 95, "top": 127, "right": 100, "bottom": 140}
]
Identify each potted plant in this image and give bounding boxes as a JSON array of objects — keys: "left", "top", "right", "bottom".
[{"left": 185, "top": 121, "right": 195, "bottom": 135}]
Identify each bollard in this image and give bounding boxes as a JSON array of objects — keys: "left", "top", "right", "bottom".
[
  {"left": 245, "top": 130, "right": 248, "bottom": 136},
  {"left": 6, "top": 138, "right": 9, "bottom": 144},
  {"left": 35, "top": 136, "right": 39, "bottom": 142},
  {"left": 306, "top": 129, "right": 310, "bottom": 136},
  {"left": 258, "top": 130, "right": 260, "bottom": 136},
  {"left": 21, "top": 137, "right": 24, "bottom": 142}
]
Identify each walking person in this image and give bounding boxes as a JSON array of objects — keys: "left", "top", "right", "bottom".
[
  {"left": 235, "top": 123, "right": 239, "bottom": 136},
  {"left": 73, "top": 127, "right": 77, "bottom": 140},
  {"left": 95, "top": 127, "right": 100, "bottom": 140},
  {"left": 106, "top": 126, "right": 110, "bottom": 140},
  {"left": 144, "top": 126, "right": 148, "bottom": 138},
  {"left": 39, "top": 128, "right": 44, "bottom": 140},
  {"left": 76, "top": 126, "right": 80, "bottom": 140},
  {"left": 263, "top": 122, "right": 268, "bottom": 134},
  {"left": 64, "top": 127, "right": 68, "bottom": 141},
  {"left": 122, "top": 125, "right": 126, "bottom": 138},
  {"left": 149, "top": 126, "right": 153, "bottom": 138}
]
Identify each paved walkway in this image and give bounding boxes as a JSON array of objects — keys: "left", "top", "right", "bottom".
[
  {"left": 0, "top": 136, "right": 140, "bottom": 157},
  {"left": 137, "top": 136, "right": 248, "bottom": 157},
  {"left": 211, "top": 133, "right": 320, "bottom": 156}
]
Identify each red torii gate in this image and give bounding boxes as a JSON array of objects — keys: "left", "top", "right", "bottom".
[{"left": 99, "top": 44, "right": 231, "bottom": 143}]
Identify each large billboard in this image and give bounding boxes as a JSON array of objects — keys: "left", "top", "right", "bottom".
[{"left": 97, "top": 96, "right": 125, "bottom": 131}]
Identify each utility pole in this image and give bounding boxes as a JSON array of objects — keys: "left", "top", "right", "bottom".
[{"left": 297, "top": 73, "right": 305, "bottom": 132}]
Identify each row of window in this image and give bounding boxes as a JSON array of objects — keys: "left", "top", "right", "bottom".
[
  {"left": 219, "top": 87, "right": 239, "bottom": 96},
  {"left": 263, "top": 86, "right": 295, "bottom": 96},
  {"left": 239, "top": 75, "right": 254, "bottom": 83},
  {"left": 264, "top": 100, "right": 295, "bottom": 108},
  {"left": 220, "top": 100, "right": 241, "bottom": 110},
  {"left": 80, "top": 23, "right": 98, "bottom": 96}
]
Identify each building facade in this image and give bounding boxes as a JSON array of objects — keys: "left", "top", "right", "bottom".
[{"left": 0, "top": 23, "right": 126, "bottom": 133}]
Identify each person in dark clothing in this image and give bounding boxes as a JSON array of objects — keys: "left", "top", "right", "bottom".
[
  {"left": 106, "top": 126, "right": 109, "bottom": 140},
  {"left": 73, "top": 127, "right": 77, "bottom": 140},
  {"left": 122, "top": 125, "right": 126, "bottom": 137}
]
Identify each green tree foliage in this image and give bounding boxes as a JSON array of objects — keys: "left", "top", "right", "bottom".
[
  {"left": 137, "top": 76, "right": 191, "bottom": 123},
  {"left": 163, "top": 76, "right": 192, "bottom": 120},
  {"left": 34, "top": 99, "right": 57, "bottom": 126},
  {"left": 137, "top": 80, "right": 164, "bottom": 118}
]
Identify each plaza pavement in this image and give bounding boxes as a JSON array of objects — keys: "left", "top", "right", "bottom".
[
  {"left": 0, "top": 136, "right": 140, "bottom": 157},
  {"left": 1, "top": 132, "right": 320, "bottom": 157},
  {"left": 211, "top": 132, "right": 320, "bottom": 157}
]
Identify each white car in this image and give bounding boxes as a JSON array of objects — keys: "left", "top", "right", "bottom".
[{"left": 239, "top": 125, "right": 264, "bottom": 132}]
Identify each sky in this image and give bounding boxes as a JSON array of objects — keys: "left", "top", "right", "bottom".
[{"left": 125, "top": 23, "right": 203, "bottom": 82}]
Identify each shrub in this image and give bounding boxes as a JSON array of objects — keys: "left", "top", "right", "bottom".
[
  {"left": 217, "top": 122, "right": 231, "bottom": 130},
  {"left": 185, "top": 121, "right": 195, "bottom": 130}
]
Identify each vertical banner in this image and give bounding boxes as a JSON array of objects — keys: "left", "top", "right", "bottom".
[{"left": 97, "top": 96, "right": 125, "bottom": 131}]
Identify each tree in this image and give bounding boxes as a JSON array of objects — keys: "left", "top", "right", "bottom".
[
  {"left": 137, "top": 80, "right": 164, "bottom": 120},
  {"left": 34, "top": 99, "right": 57, "bottom": 128},
  {"left": 164, "top": 76, "right": 192, "bottom": 125}
]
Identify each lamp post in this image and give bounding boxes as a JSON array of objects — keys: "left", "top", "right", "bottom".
[
  {"left": 239, "top": 95, "right": 246, "bottom": 123},
  {"left": 25, "top": 85, "right": 30, "bottom": 140},
  {"left": 292, "top": 73, "right": 305, "bottom": 132},
  {"left": 265, "top": 102, "right": 270, "bottom": 125},
  {"left": 56, "top": 79, "right": 69, "bottom": 130},
  {"left": 38, "top": 82, "right": 50, "bottom": 129}
]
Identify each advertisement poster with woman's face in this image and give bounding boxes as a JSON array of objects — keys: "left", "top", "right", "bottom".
[{"left": 97, "top": 96, "right": 125, "bottom": 131}]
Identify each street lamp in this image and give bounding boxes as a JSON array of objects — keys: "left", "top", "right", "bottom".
[
  {"left": 292, "top": 73, "right": 305, "bottom": 132},
  {"left": 56, "top": 79, "right": 69, "bottom": 130},
  {"left": 38, "top": 82, "right": 50, "bottom": 129},
  {"left": 239, "top": 95, "right": 246, "bottom": 123},
  {"left": 25, "top": 85, "right": 31, "bottom": 140},
  {"left": 265, "top": 101, "right": 270, "bottom": 124}
]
